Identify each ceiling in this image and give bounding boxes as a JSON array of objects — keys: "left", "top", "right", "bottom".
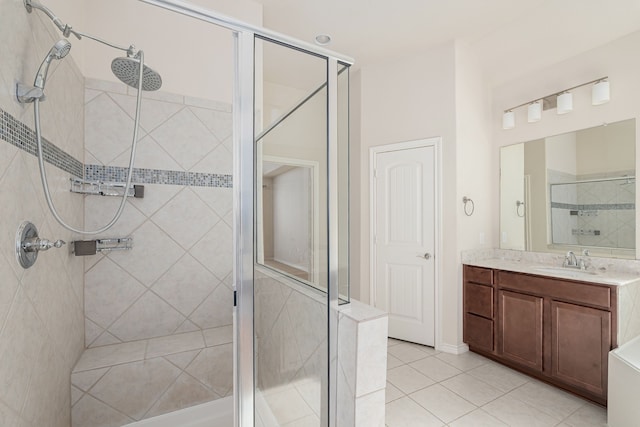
[{"left": 253, "top": 0, "right": 640, "bottom": 87}]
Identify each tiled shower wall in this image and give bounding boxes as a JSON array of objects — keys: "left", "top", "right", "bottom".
[
  {"left": 550, "top": 169, "right": 636, "bottom": 249},
  {"left": 0, "top": 1, "right": 85, "bottom": 426},
  {"left": 255, "top": 268, "right": 328, "bottom": 425},
  {"left": 82, "top": 78, "right": 234, "bottom": 347}
]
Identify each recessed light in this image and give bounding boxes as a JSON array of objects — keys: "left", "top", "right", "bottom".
[{"left": 314, "top": 34, "right": 331, "bottom": 46}]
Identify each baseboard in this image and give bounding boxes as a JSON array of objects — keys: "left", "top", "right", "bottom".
[{"left": 436, "top": 342, "right": 469, "bottom": 355}]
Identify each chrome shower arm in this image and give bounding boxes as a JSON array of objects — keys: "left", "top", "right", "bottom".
[
  {"left": 24, "top": 0, "right": 78, "bottom": 39},
  {"left": 70, "top": 29, "right": 134, "bottom": 54},
  {"left": 24, "top": 0, "right": 134, "bottom": 54},
  {"left": 25, "top": 0, "right": 61, "bottom": 29}
]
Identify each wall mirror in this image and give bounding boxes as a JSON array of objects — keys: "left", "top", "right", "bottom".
[{"left": 500, "top": 118, "right": 636, "bottom": 258}]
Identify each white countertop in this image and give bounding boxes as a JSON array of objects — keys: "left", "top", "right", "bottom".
[{"left": 464, "top": 258, "right": 640, "bottom": 287}]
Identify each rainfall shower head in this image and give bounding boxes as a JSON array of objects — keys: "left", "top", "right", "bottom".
[
  {"left": 111, "top": 57, "right": 162, "bottom": 91},
  {"left": 34, "top": 39, "right": 71, "bottom": 89}
]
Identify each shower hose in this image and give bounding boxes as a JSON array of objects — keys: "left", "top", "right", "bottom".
[{"left": 34, "top": 51, "right": 145, "bottom": 235}]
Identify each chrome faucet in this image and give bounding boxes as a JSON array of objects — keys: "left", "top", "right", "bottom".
[{"left": 563, "top": 251, "right": 586, "bottom": 270}]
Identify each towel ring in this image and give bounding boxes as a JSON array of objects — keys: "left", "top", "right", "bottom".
[
  {"left": 516, "top": 200, "right": 525, "bottom": 217},
  {"left": 462, "top": 196, "right": 474, "bottom": 216}
]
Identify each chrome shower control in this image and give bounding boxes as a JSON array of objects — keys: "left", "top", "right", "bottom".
[
  {"left": 22, "top": 237, "right": 65, "bottom": 252},
  {"left": 16, "top": 221, "right": 66, "bottom": 269}
]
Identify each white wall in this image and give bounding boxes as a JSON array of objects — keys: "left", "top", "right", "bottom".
[
  {"left": 576, "top": 119, "right": 635, "bottom": 177},
  {"left": 357, "top": 42, "right": 495, "bottom": 350},
  {"left": 453, "top": 42, "right": 495, "bottom": 350},
  {"left": 82, "top": 0, "right": 262, "bottom": 103},
  {"left": 357, "top": 42, "right": 456, "bottom": 306},
  {"left": 272, "top": 167, "right": 311, "bottom": 271},
  {"left": 500, "top": 143, "right": 525, "bottom": 249},
  {"left": 546, "top": 132, "right": 577, "bottom": 176},
  {"left": 492, "top": 31, "right": 640, "bottom": 255}
]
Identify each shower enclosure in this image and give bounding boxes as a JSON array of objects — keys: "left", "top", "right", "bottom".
[
  {"left": 2, "top": 0, "right": 351, "bottom": 424},
  {"left": 78, "top": 0, "right": 352, "bottom": 425}
]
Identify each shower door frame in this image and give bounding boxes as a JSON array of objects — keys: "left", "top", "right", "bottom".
[{"left": 136, "top": 2, "right": 353, "bottom": 426}]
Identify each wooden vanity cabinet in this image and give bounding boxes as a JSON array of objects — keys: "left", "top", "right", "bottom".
[
  {"left": 463, "top": 265, "right": 617, "bottom": 405},
  {"left": 463, "top": 266, "right": 495, "bottom": 353}
]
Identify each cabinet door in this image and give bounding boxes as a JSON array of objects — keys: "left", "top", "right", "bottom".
[
  {"left": 551, "top": 301, "right": 611, "bottom": 398},
  {"left": 498, "top": 290, "right": 543, "bottom": 372}
]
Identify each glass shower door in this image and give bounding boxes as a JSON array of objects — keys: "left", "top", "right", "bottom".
[{"left": 253, "top": 36, "right": 329, "bottom": 427}]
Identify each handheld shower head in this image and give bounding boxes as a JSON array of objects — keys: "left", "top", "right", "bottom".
[
  {"left": 50, "top": 39, "right": 72, "bottom": 59},
  {"left": 34, "top": 39, "right": 71, "bottom": 89},
  {"left": 111, "top": 56, "right": 162, "bottom": 91}
]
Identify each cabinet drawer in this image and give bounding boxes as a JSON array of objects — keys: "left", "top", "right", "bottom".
[
  {"left": 464, "top": 265, "right": 493, "bottom": 286},
  {"left": 497, "top": 270, "right": 611, "bottom": 309},
  {"left": 465, "top": 282, "right": 493, "bottom": 319},
  {"left": 464, "top": 313, "right": 494, "bottom": 352}
]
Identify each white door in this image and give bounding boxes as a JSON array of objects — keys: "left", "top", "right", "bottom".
[{"left": 372, "top": 142, "right": 436, "bottom": 346}]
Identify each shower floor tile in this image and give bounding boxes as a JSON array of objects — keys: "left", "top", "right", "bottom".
[{"left": 71, "top": 327, "right": 232, "bottom": 427}]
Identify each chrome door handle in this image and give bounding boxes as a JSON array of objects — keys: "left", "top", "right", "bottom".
[{"left": 417, "top": 253, "right": 432, "bottom": 260}]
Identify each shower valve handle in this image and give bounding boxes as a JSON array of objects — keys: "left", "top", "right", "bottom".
[{"left": 22, "top": 237, "right": 66, "bottom": 252}]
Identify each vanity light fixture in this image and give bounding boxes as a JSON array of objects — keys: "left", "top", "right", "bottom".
[
  {"left": 557, "top": 92, "right": 573, "bottom": 114},
  {"left": 592, "top": 79, "right": 610, "bottom": 105},
  {"left": 501, "top": 76, "right": 608, "bottom": 129},
  {"left": 527, "top": 101, "right": 542, "bottom": 122},
  {"left": 502, "top": 110, "right": 515, "bottom": 129}
]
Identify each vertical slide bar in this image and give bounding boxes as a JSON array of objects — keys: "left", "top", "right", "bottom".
[
  {"left": 233, "top": 30, "right": 255, "bottom": 427},
  {"left": 327, "top": 57, "right": 339, "bottom": 427}
]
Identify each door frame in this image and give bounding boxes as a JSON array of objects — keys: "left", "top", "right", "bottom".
[{"left": 369, "top": 137, "right": 443, "bottom": 349}]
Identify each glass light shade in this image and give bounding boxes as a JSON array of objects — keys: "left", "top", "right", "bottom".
[
  {"left": 527, "top": 101, "right": 542, "bottom": 123},
  {"left": 557, "top": 92, "right": 573, "bottom": 114},
  {"left": 592, "top": 81, "right": 610, "bottom": 105},
  {"left": 502, "top": 111, "right": 515, "bottom": 129}
]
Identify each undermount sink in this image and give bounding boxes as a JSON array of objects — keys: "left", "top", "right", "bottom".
[{"left": 532, "top": 266, "right": 599, "bottom": 277}]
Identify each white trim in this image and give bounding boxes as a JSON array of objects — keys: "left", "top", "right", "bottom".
[
  {"left": 369, "top": 137, "right": 442, "bottom": 348},
  {"left": 261, "top": 155, "right": 320, "bottom": 285},
  {"left": 438, "top": 342, "right": 470, "bottom": 355},
  {"left": 434, "top": 138, "right": 444, "bottom": 353}
]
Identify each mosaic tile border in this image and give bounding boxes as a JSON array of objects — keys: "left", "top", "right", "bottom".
[
  {"left": 0, "top": 107, "right": 232, "bottom": 188},
  {"left": 0, "top": 107, "right": 84, "bottom": 178},
  {"left": 551, "top": 202, "right": 635, "bottom": 211},
  {"left": 84, "top": 165, "right": 232, "bottom": 188}
]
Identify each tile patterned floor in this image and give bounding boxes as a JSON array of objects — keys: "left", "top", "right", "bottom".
[
  {"left": 385, "top": 339, "right": 608, "bottom": 427},
  {"left": 71, "top": 326, "right": 233, "bottom": 427}
]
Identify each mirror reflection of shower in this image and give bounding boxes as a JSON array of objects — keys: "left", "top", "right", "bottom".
[{"left": 17, "top": 0, "right": 162, "bottom": 235}]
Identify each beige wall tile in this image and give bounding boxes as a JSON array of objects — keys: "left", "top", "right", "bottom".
[
  {"left": 146, "top": 331, "right": 205, "bottom": 359},
  {"left": 89, "top": 358, "right": 181, "bottom": 420},
  {"left": 203, "top": 325, "right": 233, "bottom": 347},
  {"left": 72, "top": 394, "right": 134, "bottom": 427},
  {"left": 0, "top": 4, "right": 85, "bottom": 424},
  {"left": 146, "top": 372, "right": 220, "bottom": 418}
]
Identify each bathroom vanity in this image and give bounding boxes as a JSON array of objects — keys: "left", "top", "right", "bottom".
[{"left": 463, "top": 259, "right": 640, "bottom": 406}]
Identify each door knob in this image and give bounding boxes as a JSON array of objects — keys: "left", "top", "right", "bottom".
[{"left": 417, "top": 253, "right": 432, "bottom": 260}]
